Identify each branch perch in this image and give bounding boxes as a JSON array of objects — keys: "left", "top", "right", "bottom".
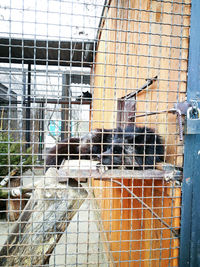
[{"left": 0, "top": 168, "right": 88, "bottom": 266}]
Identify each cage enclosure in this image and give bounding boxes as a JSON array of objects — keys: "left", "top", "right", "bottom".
[{"left": 0, "top": 0, "right": 193, "bottom": 266}]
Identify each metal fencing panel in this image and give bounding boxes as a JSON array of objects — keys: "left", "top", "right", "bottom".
[{"left": 0, "top": 0, "right": 192, "bottom": 266}]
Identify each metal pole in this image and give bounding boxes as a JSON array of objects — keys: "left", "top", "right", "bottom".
[
  {"left": 180, "top": 1, "right": 200, "bottom": 266},
  {"left": 26, "top": 63, "right": 31, "bottom": 148}
]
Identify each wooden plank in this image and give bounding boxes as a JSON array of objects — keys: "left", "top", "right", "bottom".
[
  {"left": 91, "top": 0, "right": 190, "bottom": 265},
  {"left": 0, "top": 168, "right": 88, "bottom": 266}
]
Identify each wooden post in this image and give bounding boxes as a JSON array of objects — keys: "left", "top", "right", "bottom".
[{"left": 0, "top": 168, "right": 88, "bottom": 266}]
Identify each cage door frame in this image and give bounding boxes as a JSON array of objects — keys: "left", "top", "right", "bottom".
[{"left": 180, "top": 0, "right": 200, "bottom": 266}]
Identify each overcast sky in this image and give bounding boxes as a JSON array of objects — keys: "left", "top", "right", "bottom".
[{"left": 0, "top": 0, "right": 104, "bottom": 41}]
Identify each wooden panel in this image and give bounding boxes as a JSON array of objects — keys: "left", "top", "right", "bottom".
[
  {"left": 91, "top": 0, "right": 190, "bottom": 265},
  {"left": 93, "top": 178, "right": 181, "bottom": 266},
  {"left": 92, "top": 0, "right": 190, "bottom": 165}
]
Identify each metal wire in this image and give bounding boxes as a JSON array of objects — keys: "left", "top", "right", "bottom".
[{"left": 0, "top": 0, "right": 191, "bottom": 266}]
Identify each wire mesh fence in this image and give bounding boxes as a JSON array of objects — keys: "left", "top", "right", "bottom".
[{"left": 0, "top": 0, "right": 191, "bottom": 266}]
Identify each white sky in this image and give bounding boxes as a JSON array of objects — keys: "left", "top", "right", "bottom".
[{"left": 0, "top": 0, "right": 104, "bottom": 41}]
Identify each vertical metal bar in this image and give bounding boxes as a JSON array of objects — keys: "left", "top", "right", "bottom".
[
  {"left": 26, "top": 63, "right": 31, "bottom": 148},
  {"left": 38, "top": 102, "right": 44, "bottom": 161},
  {"left": 61, "top": 74, "right": 70, "bottom": 140},
  {"left": 180, "top": 0, "right": 200, "bottom": 266}
]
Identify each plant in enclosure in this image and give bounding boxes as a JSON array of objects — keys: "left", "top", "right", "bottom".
[{"left": 0, "top": 132, "right": 36, "bottom": 178}]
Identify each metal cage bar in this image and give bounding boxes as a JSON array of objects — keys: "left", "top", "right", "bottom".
[
  {"left": 180, "top": 0, "right": 200, "bottom": 266},
  {"left": 0, "top": 0, "right": 193, "bottom": 266}
]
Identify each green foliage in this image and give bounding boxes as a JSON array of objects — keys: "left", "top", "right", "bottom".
[{"left": 0, "top": 132, "right": 35, "bottom": 177}]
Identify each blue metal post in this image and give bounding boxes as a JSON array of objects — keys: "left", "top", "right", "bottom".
[{"left": 180, "top": 0, "right": 200, "bottom": 266}]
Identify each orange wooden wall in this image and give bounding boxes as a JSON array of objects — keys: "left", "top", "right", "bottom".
[{"left": 91, "top": 0, "right": 190, "bottom": 266}]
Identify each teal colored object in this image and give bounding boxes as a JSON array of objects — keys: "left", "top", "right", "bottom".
[{"left": 48, "top": 120, "right": 61, "bottom": 136}]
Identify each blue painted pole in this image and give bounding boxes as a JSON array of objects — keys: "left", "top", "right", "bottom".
[{"left": 180, "top": 0, "right": 200, "bottom": 266}]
